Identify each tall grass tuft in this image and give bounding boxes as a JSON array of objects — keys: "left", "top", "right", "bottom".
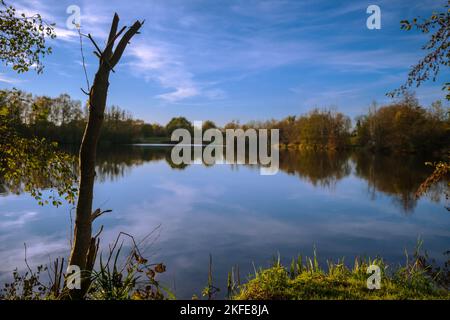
[{"left": 234, "top": 244, "right": 450, "bottom": 300}]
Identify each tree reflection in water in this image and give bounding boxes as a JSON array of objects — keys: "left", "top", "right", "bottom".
[{"left": 0, "top": 145, "right": 447, "bottom": 214}]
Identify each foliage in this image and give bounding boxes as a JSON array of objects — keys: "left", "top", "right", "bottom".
[
  {"left": 228, "top": 109, "right": 351, "bottom": 150},
  {"left": 390, "top": 2, "right": 450, "bottom": 211},
  {"left": 2, "top": 240, "right": 449, "bottom": 300},
  {"left": 165, "top": 116, "right": 193, "bottom": 136},
  {"left": 0, "top": 248, "right": 65, "bottom": 300},
  {"left": 0, "top": 89, "right": 157, "bottom": 144},
  {"left": 0, "top": 233, "right": 171, "bottom": 300},
  {"left": 202, "top": 120, "right": 217, "bottom": 131},
  {"left": 0, "top": 0, "right": 74, "bottom": 209},
  {"left": 416, "top": 154, "right": 450, "bottom": 211},
  {"left": 296, "top": 109, "right": 351, "bottom": 150},
  {"left": 0, "top": 0, "right": 55, "bottom": 73},
  {"left": 0, "top": 90, "right": 77, "bottom": 206},
  {"left": 88, "top": 233, "right": 170, "bottom": 300},
  {"left": 1, "top": 88, "right": 448, "bottom": 154},
  {"left": 354, "top": 94, "right": 449, "bottom": 153},
  {"left": 389, "top": 0, "right": 450, "bottom": 100},
  {"left": 1, "top": 265, "right": 51, "bottom": 300},
  {"left": 0, "top": 130, "right": 77, "bottom": 205}
]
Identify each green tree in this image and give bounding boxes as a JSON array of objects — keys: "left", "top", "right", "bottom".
[
  {"left": 140, "top": 123, "right": 153, "bottom": 137},
  {"left": 165, "top": 116, "right": 193, "bottom": 136},
  {"left": 0, "top": 0, "right": 55, "bottom": 73},
  {"left": 151, "top": 123, "right": 166, "bottom": 137},
  {"left": 0, "top": 90, "right": 77, "bottom": 206},
  {"left": 296, "top": 109, "right": 350, "bottom": 150},
  {"left": 0, "top": 1, "right": 76, "bottom": 206}
]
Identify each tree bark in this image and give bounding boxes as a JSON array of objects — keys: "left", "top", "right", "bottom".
[{"left": 68, "top": 13, "right": 142, "bottom": 298}]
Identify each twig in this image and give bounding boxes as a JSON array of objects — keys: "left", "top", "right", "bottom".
[
  {"left": 91, "top": 208, "right": 112, "bottom": 221},
  {"left": 23, "top": 243, "right": 48, "bottom": 290},
  {"left": 77, "top": 28, "right": 90, "bottom": 93},
  {"left": 23, "top": 243, "right": 33, "bottom": 275},
  {"left": 87, "top": 34, "right": 104, "bottom": 58}
]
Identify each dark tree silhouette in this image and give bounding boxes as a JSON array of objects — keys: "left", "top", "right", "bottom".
[{"left": 68, "top": 13, "right": 143, "bottom": 298}]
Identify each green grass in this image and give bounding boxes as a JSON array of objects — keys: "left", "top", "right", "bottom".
[
  {"left": 233, "top": 254, "right": 450, "bottom": 300},
  {"left": 2, "top": 240, "right": 449, "bottom": 300}
]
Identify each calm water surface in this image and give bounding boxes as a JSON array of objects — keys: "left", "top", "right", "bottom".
[{"left": 0, "top": 146, "right": 449, "bottom": 298}]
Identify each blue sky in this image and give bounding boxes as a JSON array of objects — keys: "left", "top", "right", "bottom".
[{"left": 1, "top": 0, "right": 449, "bottom": 125}]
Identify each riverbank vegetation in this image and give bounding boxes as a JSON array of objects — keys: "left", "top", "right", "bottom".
[
  {"left": 0, "top": 232, "right": 170, "bottom": 300},
  {"left": 2, "top": 243, "right": 449, "bottom": 300},
  {"left": 231, "top": 246, "right": 450, "bottom": 300},
  {"left": 233, "top": 261, "right": 449, "bottom": 300}
]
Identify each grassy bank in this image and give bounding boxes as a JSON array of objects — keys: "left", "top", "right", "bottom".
[
  {"left": 232, "top": 252, "right": 450, "bottom": 300},
  {"left": 2, "top": 241, "right": 449, "bottom": 300}
]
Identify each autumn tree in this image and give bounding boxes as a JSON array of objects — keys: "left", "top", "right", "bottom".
[
  {"left": 202, "top": 120, "right": 217, "bottom": 131},
  {"left": 354, "top": 95, "right": 448, "bottom": 153}
]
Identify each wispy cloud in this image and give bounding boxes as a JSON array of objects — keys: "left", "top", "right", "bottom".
[
  {"left": 127, "top": 42, "right": 200, "bottom": 102},
  {"left": 0, "top": 74, "right": 20, "bottom": 84},
  {"left": 0, "top": 211, "right": 38, "bottom": 229},
  {"left": 5, "top": 0, "right": 448, "bottom": 121},
  {"left": 53, "top": 27, "right": 78, "bottom": 42},
  {"left": 127, "top": 40, "right": 227, "bottom": 102}
]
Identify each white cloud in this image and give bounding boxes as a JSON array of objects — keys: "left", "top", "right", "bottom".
[
  {"left": 0, "top": 211, "right": 38, "bottom": 229},
  {"left": 7, "top": 0, "right": 447, "bottom": 111},
  {"left": 127, "top": 42, "right": 201, "bottom": 102},
  {"left": 53, "top": 27, "right": 78, "bottom": 42},
  {"left": 0, "top": 74, "right": 20, "bottom": 84},
  {"left": 158, "top": 87, "right": 199, "bottom": 102}
]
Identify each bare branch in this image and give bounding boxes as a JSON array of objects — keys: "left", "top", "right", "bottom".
[
  {"left": 87, "top": 34, "right": 104, "bottom": 58},
  {"left": 104, "top": 25, "right": 127, "bottom": 54},
  {"left": 91, "top": 208, "right": 112, "bottom": 221},
  {"left": 104, "top": 13, "right": 120, "bottom": 58},
  {"left": 93, "top": 225, "right": 104, "bottom": 239},
  {"left": 110, "top": 20, "right": 143, "bottom": 68}
]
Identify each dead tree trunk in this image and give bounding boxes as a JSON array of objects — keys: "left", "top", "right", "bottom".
[{"left": 68, "top": 13, "right": 142, "bottom": 298}]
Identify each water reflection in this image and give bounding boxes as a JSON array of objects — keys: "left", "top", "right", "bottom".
[
  {"left": 0, "top": 145, "right": 449, "bottom": 298},
  {"left": 92, "top": 146, "right": 444, "bottom": 214},
  {"left": 352, "top": 152, "right": 443, "bottom": 213},
  {"left": 95, "top": 146, "right": 173, "bottom": 182},
  {"left": 279, "top": 149, "right": 351, "bottom": 188},
  {"left": 0, "top": 145, "right": 445, "bottom": 214}
]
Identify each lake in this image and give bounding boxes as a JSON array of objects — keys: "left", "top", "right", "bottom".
[{"left": 0, "top": 145, "right": 449, "bottom": 298}]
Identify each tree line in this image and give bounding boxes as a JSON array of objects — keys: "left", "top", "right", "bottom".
[
  {"left": 219, "top": 94, "right": 448, "bottom": 153},
  {"left": 0, "top": 89, "right": 153, "bottom": 144},
  {"left": 1, "top": 88, "right": 448, "bottom": 153}
]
